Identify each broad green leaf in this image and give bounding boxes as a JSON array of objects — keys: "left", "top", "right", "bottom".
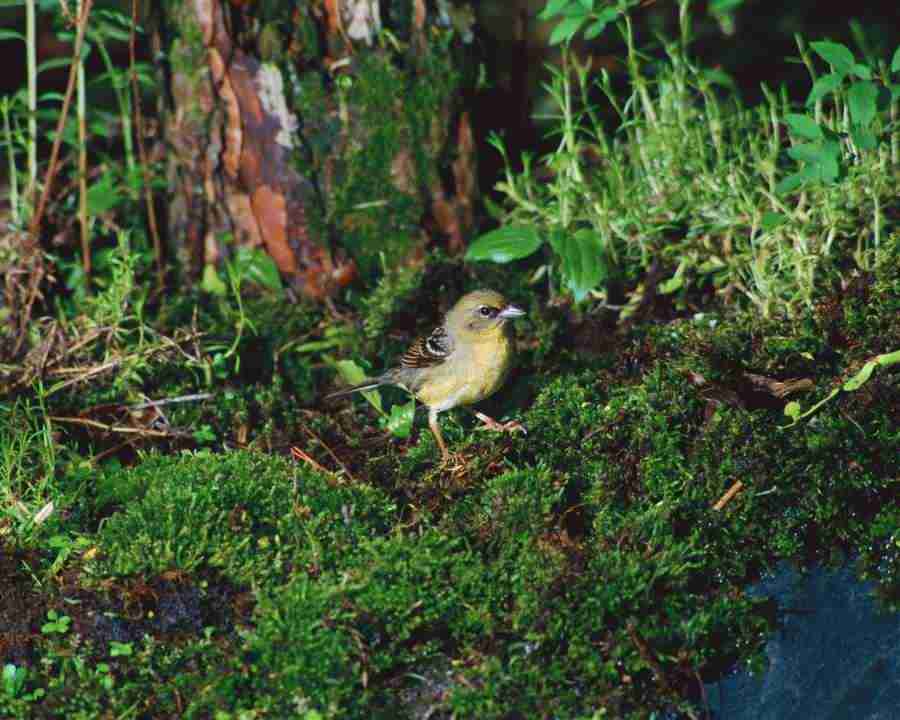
[
  {"left": 465, "top": 225, "right": 543, "bottom": 264},
  {"left": 849, "top": 63, "right": 871, "bottom": 80},
  {"left": 806, "top": 72, "right": 843, "bottom": 105},
  {"left": 537, "top": 0, "right": 571, "bottom": 20},
  {"left": 384, "top": 400, "right": 415, "bottom": 438},
  {"left": 201, "top": 264, "right": 227, "bottom": 296},
  {"left": 785, "top": 113, "right": 823, "bottom": 141},
  {"left": 578, "top": 0, "right": 594, "bottom": 11},
  {"left": 761, "top": 212, "right": 788, "bottom": 231},
  {"left": 549, "top": 15, "right": 587, "bottom": 45},
  {"left": 582, "top": 7, "right": 620, "bottom": 40},
  {"left": 556, "top": 228, "right": 606, "bottom": 301},
  {"left": 847, "top": 80, "right": 878, "bottom": 127},
  {"left": 775, "top": 171, "right": 805, "bottom": 195},
  {"left": 810, "top": 41, "right": 855, "bottom": 72},
  {"left": 850, "top": 125, "right": 877, "bottom": 151},
  {"left": 329, "top": 358, "right": 384, "bottom": 414},
  {"left": 86, "top": 173, "right": 123, "bottom": 215},
  {"left": 787, "top": 142, "right": 824, "bottom": 164},
  {"left": 231, "top": 246, "right": 283, "bottom": 293},
  {"left": 891, "top": 46, "right": 900, "bottom": 73}
]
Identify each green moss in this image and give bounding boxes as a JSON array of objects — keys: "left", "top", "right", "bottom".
[{"left": 91, "top": 450, "right": 395, "bottom": 584}]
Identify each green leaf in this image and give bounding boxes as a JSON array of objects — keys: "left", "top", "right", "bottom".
[
  {"left": 537, "top": 0, "right": 572, "bottom": 20},
  {"left": 384, "top": 400, "right": 415, "bottom": 439},
  {"left": 328, "top": 358, "right": 384, "bottom": 415},
  {"left": 786, "top": 142, "right": 824, "bottom": 164},
  {"left": 783, "top": 401, "right": 802, "bottom": 421},
  {"left": 0, "top": 29, "right": 26, "bottom": 42},
  {"left": 847, "top": 80, "right": 878, "bottom": 127},
  {"left": 810, "top": 41, "right": 855, "bottom": 72},
  {"left": 850, "top": 125, "right": 877, "bottom": 151},
  {"left": 806, "top": 72, "right": 843, "bottom": 105},
  {"left": 549, "top": 15, "right": 587, "bottom": 45},
  {"left": 578, "top": 0, "right": 594, "bottom": 10},
  {"left": 201, "top": 265, "right": 227, "bottom": 296},
  {"left": 582, "top": 7, "right": 620, "bottom": 40},
  {"left": 761, "top": 212, "right": 788, "bottom": 231},
  {"left": 231, "top": 247, "right": 283, "bottom": 293},
  {"left": 659, "top": 258, "right": 690, "bottom": 295},
  {"left": 465, "top": 225, "right": 543, "bottom": 264},
  {"left": 775, "top": 171, "right": 806, "bottom": 195},
  {"left": 891, "top": 46, "right": 900, "bottom": 73},
  {"left": 784, "top": 113, "right": 823, "bottom": 141},
  {"left": 555, "top": 229, "right": 606, "bottom": 301},
  {"left": 849, "top": 63, "right": 871, "bottom": 80},
  {"left": 86, "top": 173, "right": 123, "bottom": 215}
]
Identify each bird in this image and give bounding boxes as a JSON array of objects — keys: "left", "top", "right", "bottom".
[{"left": 327, "top": 289, "right": 527, "bottom": 466}]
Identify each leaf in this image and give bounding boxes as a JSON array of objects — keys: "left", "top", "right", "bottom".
[
  {"left": 328, "top": 358, "right": 383, "bottom": 415},
  {"left": 659, "top": 258, "right": 690, "bottom": 295},
  {"left": 231, "top": 247, "right": 283, "bottom": 293},
  {"left": 810, "top": 41, "right": 855, "bottom": 72},
  {"left": 86, "top": 173, "right": 123, "bottom": 215},
  {"left": 384, "top": 400, "right": 415, "bottom": 439},
  {"left": 891, "top": 46, "right": 900, "bottom": 73},
  {"left": 850, "top": 125, "right": 877, "bottom": 151},
  {"left": 556, "top": 228, "right": 607, "bottom": 301},
  {"left": 786, "top": 142, "right": 824, "bottom": 164},
  {"left": 537, "top": 0, "right": 572, "bottom": 20},
  {"left": 806, "top": 73, "right": 843, "bottom": 105},
  {"left": 761, "top": 212, "right": 788, "bottom": 231},
  {"left": 549, "top": 15, "right": 587, "bottom": 46},
  {"left": 849, "top": 63, "right": 871, "bottom": 80},
  {"left": 783, "top": 401, "right": 802, "bottom": 421},
  {"left": 785, "top": 113, "right": 823, "bottom": 141},
  {"left": 847, "top": 80, "right": 878, "bottom": 127},
  {"left": 201, "top": 265, "right": 227, "bottom": 296},
  {"left": 775, "top": 171, "right": 806, "bottom": 195},
  {"left": 465, "top": 225, "right": 543, "bottom": 264},
  {"left": 582, "top": 7, "right": 620, "bottom": 40},
  {"left": 0, "top": 29, "right": 26, "bottom": 42}
]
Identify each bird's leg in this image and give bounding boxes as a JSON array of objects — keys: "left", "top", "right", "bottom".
[
  {"left": 474, "top": 411, "right": 527, "bottom": 435},
  {"left": 428, "top": 408, "right": 466, "bottom": 472}
]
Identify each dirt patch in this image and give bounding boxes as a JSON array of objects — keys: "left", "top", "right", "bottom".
[{"left": 0, "top": 548, "right": 46, "bottom": 666}]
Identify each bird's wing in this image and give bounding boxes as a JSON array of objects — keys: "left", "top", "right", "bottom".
[{"left": 400, "top": 325, "right": 454, "bottom": 368}]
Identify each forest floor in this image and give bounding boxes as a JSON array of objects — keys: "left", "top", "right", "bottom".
[{"left": 0, "top": 246, "right": 898, "bottom": 718}]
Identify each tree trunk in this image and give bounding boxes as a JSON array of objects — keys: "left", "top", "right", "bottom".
[{"left": 153, "top": 0, "right": 479, "bottom": 300}]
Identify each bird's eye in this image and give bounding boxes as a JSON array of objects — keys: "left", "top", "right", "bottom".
[{"left": 479, "top": 305, "right": 494, "bottom": 317}]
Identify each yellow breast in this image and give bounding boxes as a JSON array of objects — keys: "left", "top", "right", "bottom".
[{"left": 415, "top": 331, "right": 514, "bottom": 412}]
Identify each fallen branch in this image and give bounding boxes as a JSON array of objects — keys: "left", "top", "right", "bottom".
[{"left": 712, "top": 480, "right": 744, "bottom": 511}]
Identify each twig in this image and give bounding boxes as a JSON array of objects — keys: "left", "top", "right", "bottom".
[
  {"left": 301, "top": 423, "right": 357, "bottom": 483},
  {"left": 49, "top": 415, "right": 185, "bottom": 438},
  {"left": 290, "top": 446, "right": 332, "bottom": 477},
  {"left": 712, "top": 480, "right": 744, "bottom": 511},
  {"left": 626, "top": 621, "right": 672, "bottom": 693},
  {"left": 27, "top": 0, "right": 94, "bottom": 243},
  {"left": 129, "top": 393, "right": 213, "bottom": 410}
]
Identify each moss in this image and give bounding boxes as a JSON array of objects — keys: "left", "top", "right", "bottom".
[{"left": 91, "top": 450, "right": 395, "bottom": 584}]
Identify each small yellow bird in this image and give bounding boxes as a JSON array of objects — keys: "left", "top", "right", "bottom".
[{"left": 328, "top": 289, "right": 527, "bottom": 464}]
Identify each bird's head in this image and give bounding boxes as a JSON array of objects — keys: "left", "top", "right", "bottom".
[{"left": 445, "top": 289, "right": 526, "bottom": 339}]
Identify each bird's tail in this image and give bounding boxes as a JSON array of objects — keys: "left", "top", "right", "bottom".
[{"left": 325, "top": 373, "right": 394, "bottom": 401}]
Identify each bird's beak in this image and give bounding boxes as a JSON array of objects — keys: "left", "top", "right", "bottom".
[{"left": 498, "top": 304, "right": 526, "bottom": 319}]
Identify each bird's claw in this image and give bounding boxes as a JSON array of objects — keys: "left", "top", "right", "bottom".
[{"left": 474, "top": 412, "right": 527, "bottom": 435}]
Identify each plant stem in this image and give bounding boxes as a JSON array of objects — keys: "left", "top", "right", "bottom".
[{"left": 26, "top": 0, "right": 37, "bottom": 198}]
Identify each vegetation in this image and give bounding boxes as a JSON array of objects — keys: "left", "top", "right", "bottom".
[{"left": 0, "top": 1, "right": 898, "bottom": 718}]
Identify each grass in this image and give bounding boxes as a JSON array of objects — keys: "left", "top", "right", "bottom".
[{"left": 0, "top": 3, "right": 898, "bottom": 718}]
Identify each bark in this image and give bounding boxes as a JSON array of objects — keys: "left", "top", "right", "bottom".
[{"left": 155, "top": 0, "right": 479, "bottom": 300}]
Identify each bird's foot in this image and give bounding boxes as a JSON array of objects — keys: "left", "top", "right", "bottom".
[
  {"left": 439, "top": 450, "right": 469, "bottom": 477},
  {"left": 474, "top": 412, "right": 527, "bottom": 435}
]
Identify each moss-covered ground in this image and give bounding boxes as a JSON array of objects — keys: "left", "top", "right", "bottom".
[{"left": 0, "top": 246, "right": 897, "bottom": 719}]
